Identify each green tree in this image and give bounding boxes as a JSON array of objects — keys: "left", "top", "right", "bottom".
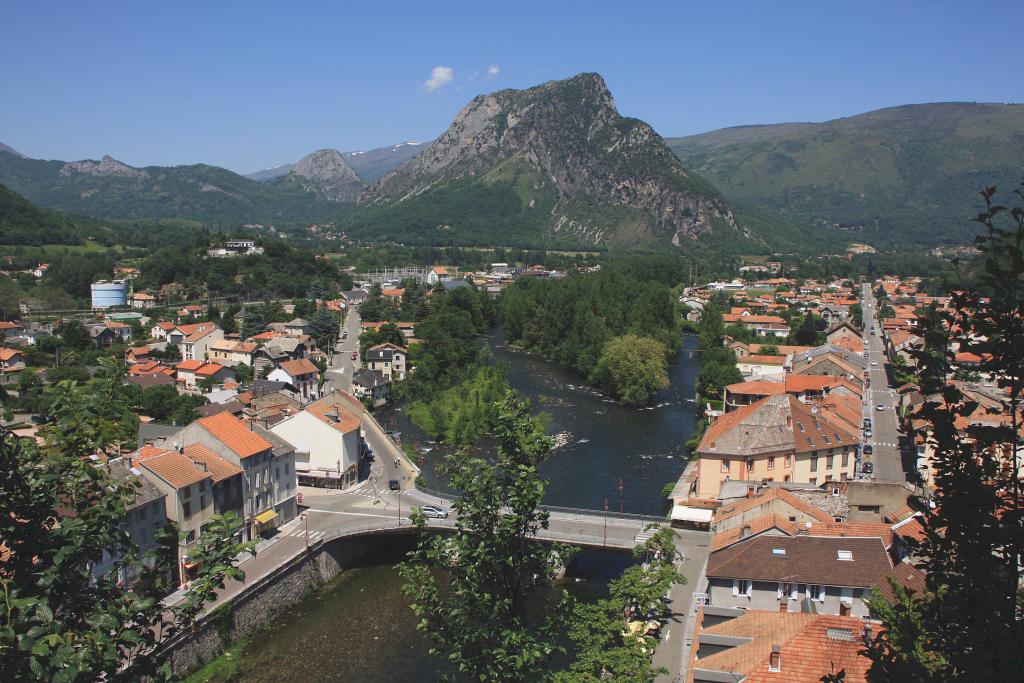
[
  {"left": 55, "top": 320, "right": 92, "bottom": 351},
  {"left": 849, "top": 302, "right": 864, "bottom": 329},
  {"left": 399, "top": 392, "right": 571, "bottom": 682},
  {"left": 593, "top": 335, "right": 670, "bottom": 407},
  {"left": 555, "top": 527, "right": 684, "bottom": 683},
  {"left": 0, "top": 409, "right": 255, "bottom": 681},
  {"left": 307, "top": 308, "right": 340, "bottom": 350},
  {"left": 864, "top": 184, "right": 1024, "bottom": 680}
]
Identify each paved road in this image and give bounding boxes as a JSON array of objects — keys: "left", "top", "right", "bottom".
[
  {"left": 323, "top": 308, "right": 361, "bottom": 395},
  {"left": 861, "top": 283, "right": 907, "bottom": 482}
]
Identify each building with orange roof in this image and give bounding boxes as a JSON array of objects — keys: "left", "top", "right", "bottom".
[
  {"left": 136, "top": 449, "right": 215, "bottom": 584},
  {"left": 0, "top": 347, "right": 25, "bottom": 374},
  {"left": 208, "top": 339, "right": 257, "bottom": 366},
  {"left": 688, "top": 609, "right": 874, "bottom": 682},
  {"left": 270, "top": 391, "right": 365, "bottom": 488},
  {"left": 268, "top": 357, "right": 320, "bottom": 401},
  {"left": 173, "top": 411, "right": 297, "bottom": 539},
  {"left": 696, "top": 395, "right": 861, "bottom": 498}
]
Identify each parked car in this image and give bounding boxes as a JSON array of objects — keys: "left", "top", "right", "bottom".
[
  {"left": 876, "top": 403, "right": 885, "bottom": 411},
  {"left": 864, "top": 418, "right": 872, "bottom": 429},
  {"left": 351, "top": 350, "right": 358, "bottom": 361},
  {"left": 862, "top": 461, "right": 874, "bottom": 474},
  {"left": 863, "top": 429, "right": 872, "bottom": 438},
  {"left": 864, "top": 445, "right": 874, "bottom": 455},
  {"left": 420, "top": 505, "right": 449, "bottom": 519}
]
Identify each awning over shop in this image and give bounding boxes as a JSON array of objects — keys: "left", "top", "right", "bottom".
[
  {"left": 254, "top": 509, "right": 279, "bottom": 525},
  {"left": 670, "top": 505, "right": 713, "bottom": 524}
]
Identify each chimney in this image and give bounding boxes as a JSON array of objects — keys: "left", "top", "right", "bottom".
[
  {"left": 747, "top": 485, "right": 755, "bottom": 499},
  {"left": 862, "top": 624, "right": 873, "bottom": 645},
  {"left": 740, "top": 524, "right": 752, "bottom": 539},
  {"left": 786, "top": 415, "right": 792, "bottom": 428},
  {"left": 769, "top": 645, "right": 781, "bottom": 671}
]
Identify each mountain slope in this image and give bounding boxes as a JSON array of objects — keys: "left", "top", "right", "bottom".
[
  {"left": 357, "top": 73, "right": 742, "bottom": 247},
  {"left": 0, "top": 152, "right": 346, "bottom": 226},
  {"left": 343, "top": 142, "right": 426, "bottom": 182},
  {"left": 667, "top": 102, "right": 1024, "bottom": 246},
  {"left": 0, "top": 142, "right": 24, "bottom": 157},
  {"left": 277, "top": 149, "right": 363, "bottom": 202},
  {"left": 0, "top": 182, "right": 85, "bottom": 245}
]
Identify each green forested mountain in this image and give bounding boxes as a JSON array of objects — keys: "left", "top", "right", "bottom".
[
  {"left": 0, "top": 182, "right": 86, "bottom": 245},
  {"left": 0, "top": 150, "right": 343, "bottom": 227},
  {"left": 667, "top": 102, "right": 1024, "bottom": 247}
]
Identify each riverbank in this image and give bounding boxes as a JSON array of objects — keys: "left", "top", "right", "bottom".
[{"left": 378, "top": 331, "right": 700, "bottom": 515}]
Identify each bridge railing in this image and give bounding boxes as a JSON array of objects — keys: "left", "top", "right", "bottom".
[{"left": 415, "top": 484, "right": 668, "bottom": 524}]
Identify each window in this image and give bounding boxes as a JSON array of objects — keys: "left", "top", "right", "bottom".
[
  {"left": 811, "top": 457, "right": 818, "bottom": 472},
  {"left": 837, "top": 550, "right": 853, "bottom": 561},
  {"left": 275, "top": 466, "right": 280, "bottom": 481},
  {"left": 778, "top": 582, "right": 797, "bottom": 600},
  {"left": 772, "top": 547, "right": 786, "bottom": 556},
  {"left": 842, "top": 451, "right": 849, "bottom": 468},
  {"left": 185, "top": 529, "right": 196, "bottom": 545},
  {"left": 285, "top": 463, "right": 290, "bottom": 476},
  {"left": 733, "top": 579, "right": 752, "bottom": 598},
  {"left": 784, "top": 454, "right": 791, "bottom": 467},
  {"left": 767, "top": 456, "right": 775, "bottom": 470},
  {"left": 183, "top": 501, "right": 192, "bottom": 519},
  {"left": 827, "top": 454, "right": 834, "bottom": 469},
  {"left": 808, "top": 584, "right": 823, "bottom": 601},
  {"left": 809, "top": 478, "right": 817, "bottom": 485},
  {"left": 832, "top": 486, "right": 841, "bottom": 496},
  {"left": 721, "top": 459, "right": 730, "bottom": 473},
  {"left": 183, "top": 485, "right": 191, "bottom": 499},
  {"left": 825, "top": 474, "right": 833, "bottom": 483},
  {"left": 200, "top": 494, "right": 206, "bottom": 509}
]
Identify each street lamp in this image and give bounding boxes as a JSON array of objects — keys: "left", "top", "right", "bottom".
[{"left": 301, "top": 512, "right": 309, "bottom": 556}]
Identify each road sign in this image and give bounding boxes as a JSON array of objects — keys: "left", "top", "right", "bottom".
[{"left": 297, "top": 491, "right": 304, "bottom": 505}]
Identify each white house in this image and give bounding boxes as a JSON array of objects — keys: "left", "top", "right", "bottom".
[
  {"left": 270, "top": 393, "right": 363, "bottom": 489},
  {"left": 268, "top": 358, "right": 320, "bottom": 402}
]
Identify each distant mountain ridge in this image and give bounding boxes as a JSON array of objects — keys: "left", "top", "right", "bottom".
[
  {"left": 0, "top": 150, "right": 347, "bottom": 226},
  {"left": 667, "top": 102, "right": 1024, "bottom": 246},
  {"left": 356, "top": 73, "right": 742, "bottom": 247},
  {"left": 0, "top": 142, "right": 24, "bottom": 157},
  {"left": 246, "top": 142, "right": 426, "bottom": 184}
]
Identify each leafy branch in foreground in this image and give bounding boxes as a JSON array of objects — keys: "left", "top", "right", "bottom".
[
  {"left": 398, "top": 391, "right": 571, "bottom": 682},
  {"left": 864, "top": 182, "right": 1024, "bottom": 681},
  {"left": 0, "top": 372, "right": 256, "bottom": 681}
]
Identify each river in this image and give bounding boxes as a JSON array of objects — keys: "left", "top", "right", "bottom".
[
  {"left": 189, "top": 332, "right": 699, "bottom": 682},
  {"left": 379, "top": 331, "right": 700, "bottom": 515}
]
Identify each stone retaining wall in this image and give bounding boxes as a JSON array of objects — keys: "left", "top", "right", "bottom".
[{"left": 166, "top": 534, "right": 394, "bottom": 676}]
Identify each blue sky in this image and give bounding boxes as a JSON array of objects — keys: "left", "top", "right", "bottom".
[{"left": 2, "top": 1, "right": 1021, "bottom": 173}]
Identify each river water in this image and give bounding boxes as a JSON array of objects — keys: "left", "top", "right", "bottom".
[
  {"left": 380, "top": 331, "right": 700, "bottom": 515},
  {"left": 191, "top": 333, "right": 699, "bottom": 682}
]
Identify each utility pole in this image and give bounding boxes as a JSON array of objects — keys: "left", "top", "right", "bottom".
[
  {"left": 302, "top": 512, "right": 309, "bottom": 556},
  {"left": 619, "top": 478, "right": 624, "bottom": 514}
]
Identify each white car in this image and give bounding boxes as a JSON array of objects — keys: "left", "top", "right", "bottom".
[
  {"left": 870, "top": 361, "right": 878, "bottom": 366},
  {"left": 420, "top": 505, "right": 449, "bottom": 519},
  {"left": 876, "top": 403, "right": 885, "bottom": 412}
]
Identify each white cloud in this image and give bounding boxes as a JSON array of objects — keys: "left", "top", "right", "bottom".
[
  {"left": 423, "top": 66, "right": 454, "bottom": 92},
  {"left": 486, "top": 64, "right": 500, "bottom": 78}
]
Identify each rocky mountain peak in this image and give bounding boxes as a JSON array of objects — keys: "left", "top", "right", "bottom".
[
  {"left": 287, "top": 149, "right": 363, "bottom": 201},
  {"left": 60, "top": 155, "right": 148, "bottom": 178},
  {"left": 360, "top": 72, "right": 741, "bottom": 245}
]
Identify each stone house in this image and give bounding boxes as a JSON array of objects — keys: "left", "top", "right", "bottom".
[
  {"left": 366, "top": 343, "right": 407, "bottom": 380},
  {"left": 268, "top": 358, "right": 320, "bottom": 402}
]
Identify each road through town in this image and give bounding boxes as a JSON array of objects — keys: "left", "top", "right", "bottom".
[{"left": 861, "top": 283, "right": 908, "bottom": 483}]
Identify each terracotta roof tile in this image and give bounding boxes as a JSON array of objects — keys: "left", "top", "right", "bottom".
[
  {"left": 138, "top": 451, "right": 210, "bottom": 489},
  {"left": 277, "top": 358, "right": 318, "bottom": 377},
  {"left": 197, "top": 412, "right": 272, "bottom": 459},
  {"left": 183, "top": 443, "right": 242, "bottom": 483}
]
